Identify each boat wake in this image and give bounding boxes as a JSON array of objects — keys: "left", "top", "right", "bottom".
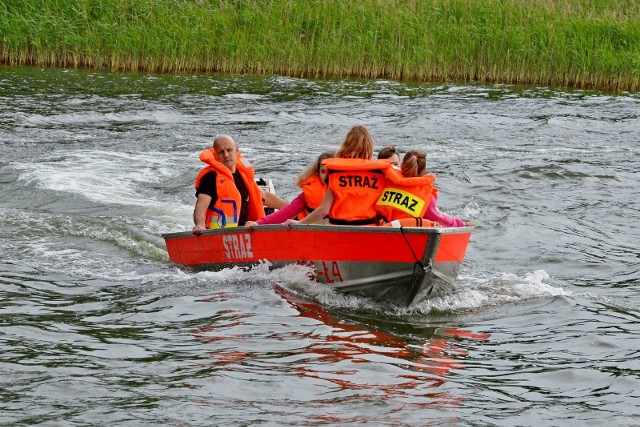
[
  {"left": 406, "top": 269, "right": 570, "bottom": 314},
  {"left": 232, "top": 264, "right": 571, "bottom": 315}
]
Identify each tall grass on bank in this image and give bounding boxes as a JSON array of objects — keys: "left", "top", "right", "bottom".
[{"left": 1, "top": 0, "right": 639, "bottom": 91}]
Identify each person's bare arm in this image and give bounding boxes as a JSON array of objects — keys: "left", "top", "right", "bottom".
[
  {"left": 284, "top": 189, "right": 333, "bottom": 227},
  {"left": 261, "top": 189, "right": 288, "bottom": 209},
  {"left": 192, "top": 193, "right": 212, "bottom": 234}
]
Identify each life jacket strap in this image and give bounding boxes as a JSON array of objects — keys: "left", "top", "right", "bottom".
[{"left": 329, "top": 217, "right": 377, "bottom": 226}]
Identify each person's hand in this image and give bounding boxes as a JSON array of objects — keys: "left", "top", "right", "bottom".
[
  {"left": 192, "top": 224, "right": 206, "bottom": 235},
  {"left": 245, "top": 221, "right": 258, "bottom": 230},
  {"left": 464, "top": 221, "right": 476, "bottom": 227},
  {"left": 283, "top": 219, "right": 298, "bottom": 229}
]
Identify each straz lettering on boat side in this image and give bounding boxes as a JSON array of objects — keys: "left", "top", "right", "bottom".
[
  {"left": 223, "top": 233, "right": 253, "bottom": 260},
  {"left": 377, "top": 188, "right": 425, "bottom": 215},
  {"left": 315, "top": 261, "right": 344, "bottom": 284},
  {"left": 338, "top": 175, "right": 379, "bottom": 189}
]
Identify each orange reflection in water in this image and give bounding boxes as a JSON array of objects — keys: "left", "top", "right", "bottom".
[
  {"left": 273, "top": 286, "right": 491, "bottom": 402},
  {"left": 191, "top": 296, "right": 255, "bottom": 367},
  {"left": 191, "top": 287, "right": 491, "bottom": 410}
]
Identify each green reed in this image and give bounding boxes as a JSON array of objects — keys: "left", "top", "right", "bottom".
[{"left": 1, "top": 0, "right": 639, "bottom": 91}]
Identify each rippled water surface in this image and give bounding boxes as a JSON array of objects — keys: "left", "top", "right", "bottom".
[{"left": 1, "top": 66, "right": 638, "bottom": 426}]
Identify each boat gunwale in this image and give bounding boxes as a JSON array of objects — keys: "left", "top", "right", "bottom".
[{"left": 162, "top": 224, "right": 475, "bottom": 239}]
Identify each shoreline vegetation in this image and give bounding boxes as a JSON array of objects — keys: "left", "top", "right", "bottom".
[{"left": 1, "top": 0, "right": 638, "bottom": 91}]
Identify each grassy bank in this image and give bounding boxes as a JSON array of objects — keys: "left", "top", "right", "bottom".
[{"left": 1, "top": 0, "right": 639, "bottom": 91}]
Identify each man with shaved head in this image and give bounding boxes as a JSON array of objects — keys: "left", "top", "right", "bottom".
[{"left": 192, "top": 135, "right": 285, "bottom": 234}]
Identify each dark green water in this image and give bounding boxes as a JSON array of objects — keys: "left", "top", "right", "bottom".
[{"left": 1, "top": 66, "right": 638, "bottom": 425}]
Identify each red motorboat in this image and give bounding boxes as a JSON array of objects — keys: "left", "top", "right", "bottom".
[{"left": 163, "top": 223, "right": 473, "bottom": 307}]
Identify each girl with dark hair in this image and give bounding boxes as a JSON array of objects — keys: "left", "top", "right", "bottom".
[{"left": 376, "top": 149, "right": 473, "bottom": 227}]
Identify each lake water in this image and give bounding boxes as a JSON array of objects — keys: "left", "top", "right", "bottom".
[{"left": 1, "top": 66, "right": 638, "bottom": 426}]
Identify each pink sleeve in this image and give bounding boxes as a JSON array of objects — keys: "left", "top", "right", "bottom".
[
  {"left": 424, "top": 195, "right": 466, "bottom": 227},
  {"left": 256, "top": 192, "right": 306, "bottom": 225}
]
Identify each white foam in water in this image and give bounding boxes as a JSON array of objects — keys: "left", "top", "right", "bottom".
[
  {"left": 277, "top": 269, "right": 373, "bottom": 309},
  {"left": 410, "top": 269, "right": 570, "bottom": 313},
  {"left": 6, "top": 208, "right": 169, "bottom": 263},
  {"left": 22, "top": 109, "right": 188, "bottom": 127},
  {"left": 152, "top": 263, "right": 570, "bottom": 314},
  {"left": 155, "top": 261, "right": 375, "bottom": 310},
  {"left": 11, "top": 234, "right": 257, "bottom": 291},
  {"left": 253, "top": 263, "right": 407, "bottom": 311},
  {"left": 458, "top": 199, "right": 482, "bottom": 219},
  {"left": 13, "top": 149, "right": 192, "bottom": 213},
  {"left": 139, "top": 262, "right": 299, "bottom": 299}
]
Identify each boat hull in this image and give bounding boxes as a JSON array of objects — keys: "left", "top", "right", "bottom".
[{"left": 163, "top": 224, "right": 472, "bottom": 307}]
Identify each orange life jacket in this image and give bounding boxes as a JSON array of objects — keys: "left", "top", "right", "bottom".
[
  {"left": 298, "top": 173, "right": 326, "bottom": 220},
  {"left": 375, "top": 166, "right": 438, "bottom": 222},
  {"left": 323, "top": 158, "right": 390, "bottom": 225},
  {"left": 381, "top": 217, "right": 438, "bottom": 228},
  {"left": 195, "top": 148, "right": 265, "bottom": 228}
]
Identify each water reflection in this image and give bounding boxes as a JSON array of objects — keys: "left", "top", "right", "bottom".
[
  {"left": 191, "top": 285, "right": 491, "bottom": 412},
  {"left": 274, "top": 287, "right": 493, "bottom": 410}
]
